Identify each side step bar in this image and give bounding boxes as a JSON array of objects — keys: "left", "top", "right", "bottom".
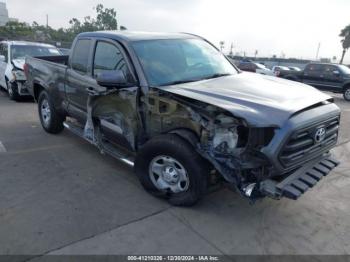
[
  {"left": 261, "top": 155, "right": 339, "bottom": 200},
  {"left": 63, "top": 121, "right": 135, "bottom": 167}
]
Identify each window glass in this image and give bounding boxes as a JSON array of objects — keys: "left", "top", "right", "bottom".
[
  {"left": 11, "top": 45, "right": 60, "bottom": 60},
  {"left": 306, "top": 64, "right": 322, "bottom": 72},
  {"left": 0, "top": 44, "right": 8, "bottom": 62},
  {"left": 322, "top": 65, "right": 337, "bottom": 75},
  {"left": 93, "top": 41, "right": 129, "bottom": 77},
  {"left": 339, "top": 65, "right": 350, "bottom": 74},
  {"left": 133, "top": 38, "right": 237, "bottom": 86},
  {"left": 71, "top": 39, "right": 92, "bottom": 73}
]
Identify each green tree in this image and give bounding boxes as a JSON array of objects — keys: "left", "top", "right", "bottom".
[
  {"left": 0, "top": 4, "right": 122, "bottom": 44},
  {"left": 95, "top": 4, "right": 118, "bottom": 30},
  {"left": 339, "top": 24, "right": 350, "bottom": 64}
]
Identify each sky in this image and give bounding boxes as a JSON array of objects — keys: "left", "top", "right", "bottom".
[{"left": 4, "top": 0, "right": 350, "bottom": 63}]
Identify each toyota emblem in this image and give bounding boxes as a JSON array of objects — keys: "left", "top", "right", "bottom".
[{"left": 314, "top": 127, "right": 326, "bottom": 143}]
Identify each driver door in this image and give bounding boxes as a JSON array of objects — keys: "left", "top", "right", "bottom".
[{"left": 88, "top": 39, "right": 140, "bottom": 151}]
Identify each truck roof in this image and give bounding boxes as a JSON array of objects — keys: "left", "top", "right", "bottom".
[
  {"left": 0, "top": 40, "right": 56, "bottom": 47},
  {"left": 78, "top": 31, "right": 197, "bottom": 42}
]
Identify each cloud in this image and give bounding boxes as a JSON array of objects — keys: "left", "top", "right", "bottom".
[{"left": 5, "top": 0, "right": 350, "bottom": 63}]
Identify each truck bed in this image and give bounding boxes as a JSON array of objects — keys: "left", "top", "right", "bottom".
[
  {"left": 25, "top": 55, "right": 69, "bottom": 100},
  {"left": 32, "top": 55, "right": 69, "bottom": 65}
]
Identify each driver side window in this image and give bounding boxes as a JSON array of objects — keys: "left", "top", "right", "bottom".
[{"left": 93, "top": 41, "right": 129, "bottom": 78}]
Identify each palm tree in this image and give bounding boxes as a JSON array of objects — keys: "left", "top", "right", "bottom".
[{"left": 339, "top": 24, "right": 350, "bottom": 64}]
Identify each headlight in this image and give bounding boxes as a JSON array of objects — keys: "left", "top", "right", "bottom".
[{"left": 12, "top": 70, "right": 26, "bottom": 81}]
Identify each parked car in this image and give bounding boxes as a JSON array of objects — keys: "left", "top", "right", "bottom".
[
  {"left": 238, "top": 62, "right": 274, "bottom": 76},
  {"left": 25, "top": 31, "right": 340, "bottom": 206},
  {"left": 271, "top": 65, "right": 290, "bottom": 76},
  {"left": 278, "top": 63, "right": 350, "bottom": 101},
  {"left": 288, "top": 66, "right": 301, "bottom": 71},
  {"left": 0, "top": 41, "right": 61, "bottom": 101}
]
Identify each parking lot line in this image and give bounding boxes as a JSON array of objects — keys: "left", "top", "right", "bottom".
[{"left": 0, "top": 141, "right": 7, "bottom": 153}]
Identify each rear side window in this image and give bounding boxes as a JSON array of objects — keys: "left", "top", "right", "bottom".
[
  {"left": 93, "top": 41, "right": 129, "bottom": 77},
  {"left": 305, "top": 64, "right": 322, "bottom": 73},
  {"left": 71, "top": 39, "right": 92, "bottom": 73},
  {"left": 322, "top": 65, "right": 337, "bottom": 75}
]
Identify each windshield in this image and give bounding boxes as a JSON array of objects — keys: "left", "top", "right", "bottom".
[
  {"left": 11, "top": 45, "right": 61, "bottom": 60},
  {"left": 339, "top": 64, "right": 350, "bottom": 74},
  {"left": 132, "top": 38, "right": 238, "bottom": 86}
]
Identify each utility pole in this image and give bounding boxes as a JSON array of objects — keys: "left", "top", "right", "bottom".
[
  {"left": 46, "top": 14, "right": 48, "bottom": 28},
  {"left": 315, "top": 42, "right": 321, "bottom": 61},
  {"left": 229, "top": 42, "right": 234, "bottom": 56}
]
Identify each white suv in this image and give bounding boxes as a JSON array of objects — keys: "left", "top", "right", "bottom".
[{"left": 0, "top": 41, "right": 61, "bottom": 101}]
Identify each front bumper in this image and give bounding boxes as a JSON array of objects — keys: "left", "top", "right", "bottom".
[
  {"left": 10, "top": 81, "right": 30, "bottom": 96},
  {"left": 260, "top": 153, "right": 339, "bottom": 200}
]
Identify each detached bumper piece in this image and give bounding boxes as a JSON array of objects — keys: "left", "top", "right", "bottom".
[{"left": 261, "top": 156, "right": 339, "bottom": 200}]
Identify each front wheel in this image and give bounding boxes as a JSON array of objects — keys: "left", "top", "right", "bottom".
[
  {"left": 135, "top": 134, "right": 209, "bottom": 206},
  {"left": 343, "top": 86, "right": 350, "bottom": 101},
  {"left": 38, "top": 90, "right": 65, "bottom": 134}
]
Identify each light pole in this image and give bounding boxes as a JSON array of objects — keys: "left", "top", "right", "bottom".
[{"left": 315, "top": 42, "right": 321, "bottom": 60}]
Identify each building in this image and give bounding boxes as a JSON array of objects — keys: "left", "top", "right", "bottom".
[{"left": 0, "top": 1, "right": 9, "bottom": 26}]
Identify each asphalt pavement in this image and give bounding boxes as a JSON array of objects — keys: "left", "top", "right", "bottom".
[{"left": 0, "top": 89, "right": 349, "bottom": 260}]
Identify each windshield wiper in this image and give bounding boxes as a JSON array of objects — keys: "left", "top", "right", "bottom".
[
  {"left": 202, "top": 73, "right": 232, "bottom": 80},
  {"left": 160, "top": 73, "right": 232, "bottom": 86},
  {"left": 161, "top": 79, "right": 200, "bottom": 86}
]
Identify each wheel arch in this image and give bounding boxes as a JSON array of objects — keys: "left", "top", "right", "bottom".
[
  {"left": 343, "top": 82, "right": 350, "bottom": 92},
  {"left": 33, "top": 82, "right": 47, "bottom": 101},
  {"left": 168, "top": 128, "right": 200, "bottom": 148}
]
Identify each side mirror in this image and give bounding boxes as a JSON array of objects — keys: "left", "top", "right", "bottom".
[
  {"left": 96, "top": 70, "right": 128, "bottom": 88},
  {"left": 0, "top": 55, "right": 5, "bottom": 62}
]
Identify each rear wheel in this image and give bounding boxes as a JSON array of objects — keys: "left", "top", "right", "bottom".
[
  {"left": 343, "top": 86, "right": 350, "bottom": 101},
  {"left": 38, "top": 90, "right": 65, "bottom": 134},
  {"left": 135, "top": 134, "right": 209, "bottom": 206}
]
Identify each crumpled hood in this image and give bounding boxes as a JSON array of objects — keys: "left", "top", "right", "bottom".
[
  {"left": 11, "top": 59, "right": 25, "bottom": 70},
  {"left": 157, "top": 72, "right": 332, "bottom": 127}
]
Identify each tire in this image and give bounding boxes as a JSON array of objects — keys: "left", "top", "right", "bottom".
[
  {"left": 38, "top": 90, "right": 65, "bottom": 134},
  {"left": 7, "top": 80, "right": 20, "bottom": 101},
  {"left": 343, "top": 86, "right": 350, "bottom": 101},
  {"left": 134, "top": 134, "right": 209, "bottom": 206}
]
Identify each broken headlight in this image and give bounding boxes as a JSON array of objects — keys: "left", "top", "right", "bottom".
[
  {"left": 213, "top": 127, "right": 239, "bottom": 154},
  {"left": 210, "top": 114, "right": 248, "bottom": 155}
]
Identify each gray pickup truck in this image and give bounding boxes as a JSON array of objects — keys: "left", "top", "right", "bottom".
[{"left": 25, "top": 31, "right": 340, "bottom": 206}]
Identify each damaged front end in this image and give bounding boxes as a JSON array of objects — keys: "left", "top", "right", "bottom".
[
  {"left": 161, "top": 93, "right": 340, "bottom": 202},
  {"left": 187, "top": 105, "right": 276, "bottom": 200},
  {"left": 10, "top": 63, "right": 30, "bottom": 96}
]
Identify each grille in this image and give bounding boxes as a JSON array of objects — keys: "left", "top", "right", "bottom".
[{"left": 279, "top": 116, "right": 339, "bottom": 168}]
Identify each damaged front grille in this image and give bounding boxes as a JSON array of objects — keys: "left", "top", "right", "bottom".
[{"left": 279, "top": 116, "right": 340, "bottom": 168}]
